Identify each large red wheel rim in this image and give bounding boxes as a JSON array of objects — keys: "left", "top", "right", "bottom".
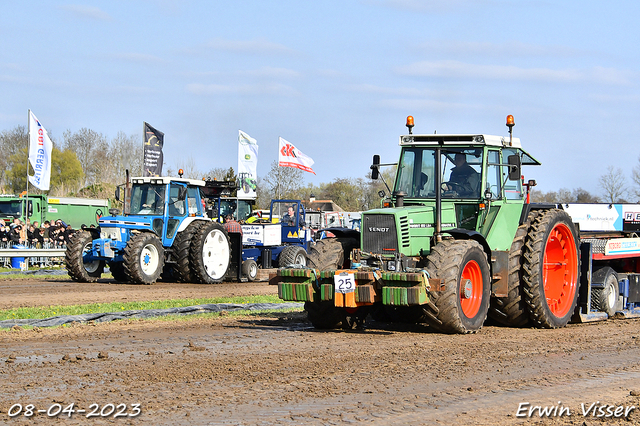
[
  {"left": 460, "top": 260, "right": 483, "bottom": 318},
  {"left": 543, "top": 222, "right": 578, "bottom": 317}
]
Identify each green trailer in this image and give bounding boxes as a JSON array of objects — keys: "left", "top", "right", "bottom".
[{"left": 0, "top": 194, "right": 109, "bottom": 228}]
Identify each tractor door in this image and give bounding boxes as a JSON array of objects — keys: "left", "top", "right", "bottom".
[{"left": 163, "top": 182, "right": 187, "bottom": 245}]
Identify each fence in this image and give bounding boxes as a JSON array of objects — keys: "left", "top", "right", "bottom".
[{"left": 0, "top": 242, "right": 67, "bottom": 269}]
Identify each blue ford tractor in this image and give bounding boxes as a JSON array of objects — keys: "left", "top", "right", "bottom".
[{"left": 65, "top": 176, "right": 233, "bottom": 284}]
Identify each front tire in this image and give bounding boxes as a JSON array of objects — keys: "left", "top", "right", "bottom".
[
  {"left": 124, "top": 233, "right": 165, "bottom": 284},
  {"left": 65, "top": 231, "right": 104, "bottom": 283},
  {"left": 189, "top": 222, "right": 231, "bottom": 284},
  {"left": 304, "top": 237, "right": 359, "bottom": 329},
  {"left": 423, "top": 239, "right": 491, "bottom": 334},
  {"left": 522, "top": 209, "right": 579, "bottom": 328},
  {"left": 108, "top": 261, "right": 128, "bottom": 282}
]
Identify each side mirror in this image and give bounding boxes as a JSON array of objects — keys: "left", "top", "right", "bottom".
[
  {"left": 507, "top": 155, "right": 521, "bottom": 181},
  {"left": 115, "top": 186, "right": 121, "bottom": 201},
  {"left": 371, "top": 155, "right": 380, "bottom": 180}
]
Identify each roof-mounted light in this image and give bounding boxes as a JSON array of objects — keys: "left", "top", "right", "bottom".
[
  {"left": 506, "top": 115, "right": 515, "bottom": 146},
  {"left": 178, "top": 169, "right": 184, "bottom": 178},
  {"left": 406, "top": 116, "right": 414, "bottom": 134}
]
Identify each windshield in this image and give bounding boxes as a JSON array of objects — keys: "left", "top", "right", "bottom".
[
  {"left": 395, "top": 147, "right": 483, "bottom": 198},
  {"left": 0, "top": 200, "right": 23, "bottom": 216},
  {"left": 129, "top": 184, "right": 166, "bottom": 215}
]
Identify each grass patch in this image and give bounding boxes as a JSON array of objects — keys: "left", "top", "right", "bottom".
[{"left": 0, "top": 295, "right": 286, "bottom": 321}]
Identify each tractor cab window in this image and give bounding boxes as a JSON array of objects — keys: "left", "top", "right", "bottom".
[
  {"left": 130, "top": 184, "right": 165, "bottom": 215},
  {"left": 503, "top": 148, "right": 523, "bottom": 200},
  {"left": 486, "top": 150, "right": 502, "bottom": 199},
  {"left": 395, "top": 148, "right": 436, "bottom": 198},
  {"left": 186, "top": 186, "right": 202, "bottom": 216},
  {"left": 441, "top": 148, "right": 483, "bottom": 198},
  {"left": 168, "top": 184, "right": 186, "bottom": 217}
]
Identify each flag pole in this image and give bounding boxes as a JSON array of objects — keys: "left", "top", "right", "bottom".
[{"left": 25, "top": 109, "right": 30, "bottom": 224}]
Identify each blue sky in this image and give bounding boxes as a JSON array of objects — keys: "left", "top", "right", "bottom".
[{"left": 1, "top": 1, "right": 639, "bottom": 196}]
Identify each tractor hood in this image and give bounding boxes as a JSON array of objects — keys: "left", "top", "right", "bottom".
[
  {"left": 362, "top": 204, "right": 456, "bottom": 257},
  {"left": 98, "top": 215, "right": 157, "bottom": 234}
]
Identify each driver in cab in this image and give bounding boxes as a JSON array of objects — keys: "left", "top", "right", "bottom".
[{"left": 446, "top": 153, "right": 479, "bottom": 197}]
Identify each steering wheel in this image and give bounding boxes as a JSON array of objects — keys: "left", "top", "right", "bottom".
[{"left": 441, "top": 181, "right": 463, "bottom": 192}]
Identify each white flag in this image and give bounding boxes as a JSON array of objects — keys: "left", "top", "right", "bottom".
[
  {"left": 278, "top": 137, "right": 315, "bottom": 174},
  {"left": 237, "top": 130, "right": 259, "bottom": 200},
  {"left": 28, "top": 111, "right": 53, "bottom": 190}
]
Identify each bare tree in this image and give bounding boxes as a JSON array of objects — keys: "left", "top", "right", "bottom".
[
  {"left": 262, "top": 160, "right": 304, "bottom": 200},
  {"left": 632, "top": 156, "right": 640, "bottom": 201},
  {"left": 63, "top": 128, "right": 109, "bottom": 187},
  {"left": 106, "top": 131, "right": 143, "bottom": 181},
  {"left": 599, "top": 165, "right": 627, "bottom": 203}
]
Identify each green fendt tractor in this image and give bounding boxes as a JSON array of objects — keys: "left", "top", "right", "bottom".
[{"left": 276, "top": 115, "right": 580, "bottom": 334}]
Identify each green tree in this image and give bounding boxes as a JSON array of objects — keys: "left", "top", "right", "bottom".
[{"left": 4, "top": 147, "right": 84, "bottom": 195}]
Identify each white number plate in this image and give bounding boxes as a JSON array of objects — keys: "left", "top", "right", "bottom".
[{"left": 334, "top": 271, "right": 356, "bottom": 294}]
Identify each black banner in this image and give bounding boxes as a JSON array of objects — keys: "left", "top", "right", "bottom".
[{"left": 143, "top": 122, "right": 164, "bottom": 177}]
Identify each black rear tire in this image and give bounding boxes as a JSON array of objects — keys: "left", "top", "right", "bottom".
[
  {"left": 522, "top": 209, "right": 579, "bottom": 328},
  {"left": 172, "top": 221, "right": 205, "bottom": 283},
  {"left": 65, "top": 231, "right": 104, "bottom": 283},
  {"left": 489, "top": 211, "right": 539, "bottom": 327}
]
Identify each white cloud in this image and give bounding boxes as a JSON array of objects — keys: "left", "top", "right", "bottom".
[
  {"left": 239, "top": 67, "right": 300, "bottom": 79},
  {"left": 114, "top": 53, "right": 165, "bottom": 64},
  {"left": 186, "top": 83, "right": 298, "bottom": 96},
  {"left": 366, "top": 0, "right": 496, "bottom": 13},
  {"left": 204, "top": 38, "right": 294, "bottom": 55},
  {"left": 416, "top": 40, "right": 583, "bottom": 58},
  {"left": 58, "top": 4, "right": 112, "bottom": 21},
  {"left": 396, "top": 60, "right": 634, "bottom": 85}
]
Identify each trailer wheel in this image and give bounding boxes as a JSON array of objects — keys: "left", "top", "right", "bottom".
[
  {"left": 304, "top": 237, "right": 360, "bottom": 329},
  {"left": 489, "top": 210, "right": 539, "bottom": 327},
  {"left": 242, "top": 259, "right": 258, "bottom": 281},
  {"left": 423, "top": 239, "right": 491, "bottom": 334},
  {"left": 522, "top": 209, "right": 579, "bottom": 328},
  {"left": 278, "top": 245, "right": 307, "bottom": 267},
  {"left": 172, "top": 221, "right": 204, "bottom": 283},
  {"left": 591, "top": 266, "right": 622, "bottom": 317},
  {"left": 65, "top": 231, "right": 104, "bottom": 283},
  {"left": 189, "top": 222, "right": 231, "bottom": 284},
  {"left": 108, "top": 261, "right": 128, "bottom": 282},
  {"left": 124, "top": 233, "right": 165, "bottom": 285}
]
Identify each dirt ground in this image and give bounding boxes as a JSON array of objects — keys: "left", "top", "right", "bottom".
[{"left": 2, "top": 277, "right": 640, "bottom": 425}]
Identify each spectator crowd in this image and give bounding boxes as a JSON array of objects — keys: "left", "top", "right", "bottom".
[{"left": 0, "top": 218, "right": 80, "bottom": 248}]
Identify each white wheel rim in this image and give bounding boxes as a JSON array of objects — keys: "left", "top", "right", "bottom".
[
  {"left": 249, "top": 262, "right": 258, "bottom": 278},
  {"left": 82, "top": 242, "right": 101, "bottom": 273},
  {"left": 295, "top": 252, "right": 307, "bottom": 266},
  {"left": 606, "top": 277, "right": 617, "bottom": 310},
  {"left": 140, "top": 243, "right": 160, "bottom": 275},
  {"left": 202, "top": 229, "right": 230, "bottom": 279}
]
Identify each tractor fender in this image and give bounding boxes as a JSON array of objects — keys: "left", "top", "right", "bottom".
[
  {"left": 176, "top": 216, "right": 211, "bottom": 234},
  {"left": 445, "top": 228, "right": 491, "bottom": 260}
]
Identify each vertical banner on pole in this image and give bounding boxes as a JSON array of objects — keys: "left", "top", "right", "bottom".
[{"left": 143, "top": 122, "right": 164, "bottom": 177}]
